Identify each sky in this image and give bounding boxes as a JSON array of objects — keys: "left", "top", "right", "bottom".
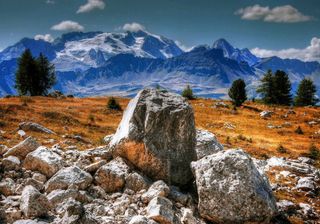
[{"left": 0, "top": 0, "right": 320, "bottom": 61}]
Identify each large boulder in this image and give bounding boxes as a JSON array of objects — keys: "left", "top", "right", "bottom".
[
  {"left": 94, "top": 157, "right": 130, "bottom": 193},
  {"left": 20, "top": 185, "right": 50, "bottom": 218},
  {"left": 110, "top": 89, "right": 196, "bottom": 186},
  {"left": 45, "top": 166, "right": 93, "bottom": 193},
  {"left": 195, "top": 129, "right": 223, "bottom": 160},
  {"left": 4, "top": 137, "right": 40, "bottom": 160},
  {"left": 191, "top": 149, "right": 277, "bottom": 223},
  {"left": 23, "top": 146, "right": 64, "bottom": 178}
]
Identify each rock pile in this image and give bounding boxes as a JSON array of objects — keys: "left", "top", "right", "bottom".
[{"left": 1, "top": 88, "right": 318, "bottom": 223}]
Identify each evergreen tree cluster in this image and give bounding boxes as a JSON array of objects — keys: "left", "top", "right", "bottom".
[
  {"left": 15, "top": 49, "right": 56, "bottom": 96},
  {"left": 257, "top": 69, "right": 318, "bottom": 106},
  {"left": 257, "top": 70, "right": 292, "bottom": 105}
]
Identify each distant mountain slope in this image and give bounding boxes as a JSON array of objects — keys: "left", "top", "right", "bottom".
[{"left": 0, "top": 31, "right": 319, "bottom": 98}]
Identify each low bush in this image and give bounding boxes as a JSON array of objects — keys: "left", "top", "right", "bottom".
[{"left": 107, "top": 97, "right": 122, "bottom": 111}]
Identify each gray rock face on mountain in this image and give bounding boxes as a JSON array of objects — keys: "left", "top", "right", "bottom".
[
  {"left": 110, "top": 88, "right": 196, "bottom": 186},
  {"left": 45, "top": 166, "right": 93, "bottom": 193},
  {"left": 195, "top": 129, "right": 223, "bottom": 160},
  {"left": 191, "top": 149, "right": 277, "bottom": 223},
  {"left": 23, "top": 146, "right": 64, "bottom": 178},
  {"left": 4, "top": 137, "right": 40, "bottom": 160},
  {"left": 20, "top": 185, "right": 50, "bottom": 218}
]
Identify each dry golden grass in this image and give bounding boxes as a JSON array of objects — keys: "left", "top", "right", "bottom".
[
  {"left": 1, "top": 96, "right": 319, "bottom": 223},
  {"left": 0, "top": 96, "right": 319, "bottom": 159}
]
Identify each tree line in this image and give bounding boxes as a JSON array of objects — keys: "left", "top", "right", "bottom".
[
  {"left": 227, "top": 69, "right": 318, "bottom": 107},
  {"left": 182, "top": 70, "right": 318, "bottom": 107},
  {"left": 15, "top": 49, "right": 56, "bottom": 96}
]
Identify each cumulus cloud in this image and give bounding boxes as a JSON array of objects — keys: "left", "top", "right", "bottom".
[
  {"left": 122, "top": 22, "right": 146, "bottom": 32},
  {"left": 251, "top": 37, "right": 320, "bottom": 62},
  {"left": 51, "top": 20, "right": 84, "bottom": 32},
  {"left": 77, "top": 0, "right": 105, "bottom": 13},
  {"left": 235, "top": 5, "right": 313, "bottom": 23},
  {"left": 46, "top": 0, "right": 55, "bottom": 4},
  {"left": 34, "top": 34, "right": 54, "bottom": 42}
]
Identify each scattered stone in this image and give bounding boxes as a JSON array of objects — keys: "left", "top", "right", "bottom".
[
  {"left": 20, "top": 185, "right": 50, "bottom": 218},
  {"left": 277, "top": 200, "right": 298, "bottom": 214},
  {"left": 84, "top": 160, "right": 107, "bottom": 173},
  {"left": 23, "top": 146, "right": 64, "bottom": 178},
  {"left": 142, "top": 180, "right": 170, "bottom": 204},
  {"left": 2, "top": 156, "right": 21, "bottom": 171},
  {"left": 45, "top": 166, "right": 93, "bottom": 193},
  {"left": 125, "top": 172, "right": 151, "bottom": 192},
  {"left": 213, "top": 102, "right": 229, "bottom": 108},
  {"left": 195, "top": 129, "right": 223, "bottom": 160},
  {"left": 4, "top": 137, "right": 40, "bottom": 160},
  {"left": 32, "top": 173, "right": 47, "bottom": 184},
  {"left": 147, "top": 196, "right": 174, "bottom": 224},
  {"left": 191, "top": 149, "right": 277, "bottom": 223},
  {"left": 0, "top": 178, "right": 15, "bottom": 196},
  {"left": 110, "top": 88, "right": 196, "bottom": 186},
  {"left": 0, "top": 144, "right": 8, "bottom": 156},
  {"left": 19, "top": 122, "right": 56, "bottom": 135},
  {"left": 260, "top": 111, "right": 273, "bottom": 118},
  {"left": 95, "top": 157, "right": 130, "bottom": 193},
  {"left": 17, "top": 130, "right": 26, "bottom": 138},
  {"left": 296, "top": 177, "right": 316, "bottom": 191}
]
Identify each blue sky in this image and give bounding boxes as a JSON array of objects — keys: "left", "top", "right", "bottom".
[{"left": 0, "top": 0, "right": 319, "bottom": 61}]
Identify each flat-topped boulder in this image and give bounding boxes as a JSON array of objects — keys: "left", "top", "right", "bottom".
[{"left": 110, "top": 88, "right": 196, "bottom": 186}]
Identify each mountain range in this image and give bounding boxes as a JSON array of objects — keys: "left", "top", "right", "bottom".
[{"left": 0, "top": 30, "right": 319, "bottom": 98}]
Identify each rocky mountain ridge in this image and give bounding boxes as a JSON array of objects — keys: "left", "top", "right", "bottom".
[{"left": 0, "top": 31, "right": 319, "bottom": 98}]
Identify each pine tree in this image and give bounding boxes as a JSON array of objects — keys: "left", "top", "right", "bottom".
[
  {"left": 294, "top": 78, "right": 318, "bottom": 106},
  {"left": 15, "top": 49, "right": 38, "bottom": 95},
  {"left": 273, "top": 70, "right": 292, "bottom": 105},
  {"left": 257, "top": 70, "right": 275, "bottom": 104},
  {"left": 228, "top": 79, "right": 247, "bottom": 107},
  {"left": 36, "top": 53, "right": 56, "bottom": 96},
  {"left": 182, "top": 85, "right": 195, "bottom": 100},
  {"left": 107, "top": 97, "right": 122, "bottom": 111},
  {"left": 15, "top": 50, "right": 56, "bottom": 96}
]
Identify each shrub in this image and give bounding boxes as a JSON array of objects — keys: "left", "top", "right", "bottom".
[
  {"left": 308, "top": 144, "right": 320, "bottom": 160},
  {"left": 181, "top": 85, "right": 195, "bottom": 100},
  {"left": 88, "top": 114, "right": 95, "bottom": 123},
  {"left": 295, "top": 126, "right": 303, "bottom": 135},
  {"left": 277, "top": 145, "right": 287, "bottom": 153},
  {"left": 107, "top": 97, "right": 122, "bottom": 111}
]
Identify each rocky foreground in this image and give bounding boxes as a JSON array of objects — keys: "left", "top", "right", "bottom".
[{"left": 0, "top": 89, "right": 319, "bottom": 224}]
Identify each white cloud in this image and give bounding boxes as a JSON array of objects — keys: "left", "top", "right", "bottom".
[
  {"left": 174, "top": 41, "right": 193, "bottom": 52},
  {"left": 251, "top": 37, "right": 320, "bottom": 62},
  {"left": 46, "top": 0, "right": 55, "bottom": 4},
  {"left": 34, "top": 34, "right": 54, "bottom": 43},
  {"left": 235, "top": 4, "right": 312, "bottom": 23},
  {"left": 51, "top": 20, "right": 84, "bottom": 32},
  {"left": 122, "top": 22, "right": 146, "bottom": 32},
  {"left": 77, "top": 0, "right": 105, "bottom": 13}
]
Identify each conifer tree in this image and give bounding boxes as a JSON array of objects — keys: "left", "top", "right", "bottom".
[
  {"left": 15, "top": 49, "right": 38, "bottom": 95},
  {"left": 273, "top": 70, "right": 292, "bottom": 105},
  {"left": 182, "top": 85, "right": 195, "bottom": 100},
  {"left": 257, "top": 70, "right": 275, "bottom": 104},
  {"left": 36, "top": 53, "right": 56, "bottom": 95},
  {"left": 295, "top": 78, "right": 318, "bottom": 106},
  {"left": 228, "top": 79, "right": 247, "bottom": 107}
]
